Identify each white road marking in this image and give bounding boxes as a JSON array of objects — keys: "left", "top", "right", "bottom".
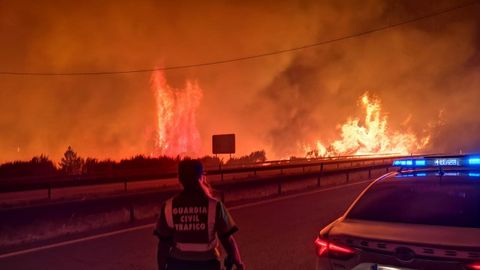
[
  {"left": 0, "top": 179, "right": 371, "bottom": 259},
  {"left": 229, "top": 179, "right": 371, "bottom": 210},
  {"left": 0, "top": 224, "right": 154, "bottom": 259}
]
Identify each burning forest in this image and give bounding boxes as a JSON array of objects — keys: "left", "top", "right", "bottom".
[
  {"left": 150, "top": 71, "right": 203, "bottom": 157},
  {"left": 304, "top": 92, "right": 432, "bottom": 158},
  {"left": 0, "top": 0, "right": 479, "bottom": 162}
]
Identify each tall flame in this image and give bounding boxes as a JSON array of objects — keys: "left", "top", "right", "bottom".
[
  {"left": 151, "top": 71, "right": 202, "bottom": 157},
  {"left": 306, "top": 92, "right": 430, "bottom": 157}
]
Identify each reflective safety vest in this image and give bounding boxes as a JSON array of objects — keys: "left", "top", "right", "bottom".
[{"left": 164, "top": 195, "right": 219, "bottom": 259}]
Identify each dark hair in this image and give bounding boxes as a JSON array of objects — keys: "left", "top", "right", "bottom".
[
  {"left": 178, "top": 159, "right": 203, "bottom": 184},
  {"left": 178, "top": 158, "right": 213, "bottom": 198}
]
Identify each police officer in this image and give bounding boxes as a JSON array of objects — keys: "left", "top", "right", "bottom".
[{"left": 154, "top": 159, "right": 245, "bottom": 270}]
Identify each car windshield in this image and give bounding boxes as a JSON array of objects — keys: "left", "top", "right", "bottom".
[{"left": 347, "top": 173, "right": 480, "bottom": 228}]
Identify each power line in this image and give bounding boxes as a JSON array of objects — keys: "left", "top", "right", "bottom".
[{"left": 0, "top": 1, "right": 477, "bottom": 76}]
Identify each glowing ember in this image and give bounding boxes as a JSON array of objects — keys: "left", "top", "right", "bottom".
[
  {"left": 151, "top": 71, "right": 202, "bottom": 157},
  {"left": 306, "top": 92, "right": 430, "bottom": 157}
]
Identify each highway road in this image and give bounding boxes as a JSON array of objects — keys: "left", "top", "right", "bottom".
[{"left": 0, "top": 180, "right": 371, "bottom": 270}]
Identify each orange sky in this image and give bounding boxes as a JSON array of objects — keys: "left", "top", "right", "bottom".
[{"left": 0, "top": 0, "right": 479, "bottom": 162}]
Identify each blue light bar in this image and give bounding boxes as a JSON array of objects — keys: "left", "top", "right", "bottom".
[
  {"left": 469, "top": 172, "right": 480, "bottom": 177},
  {"left": 393, "top": 159, "right": 424, "bottom": 167},
  {"left": 468, "top": 158, "right": 480, "bottom": 165},
  {"left": 415, "top": 160, "right": 426, "bottom": 166},
  {"left": 393, "top": 160, "right": 413, "bottom": 166},
  {"left": 433, "top": 158, "right": 461, "bottom": 166},
  {"left": 393, "top": 155, "right": 480, "bottom": 168}
]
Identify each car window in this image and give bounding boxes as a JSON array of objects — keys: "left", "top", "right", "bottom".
[{"left": 347, "top": 177, "right": 480, "bottom": 228}]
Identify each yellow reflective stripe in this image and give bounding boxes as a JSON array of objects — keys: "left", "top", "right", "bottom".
[
  {"left": 175, "top": 239, "right": 218, "bottom": 252},
  {"left": 208, "top": 199, "right": 217, "bottom": 241},
  {"left": 165, "top": 198, "right": 174, "bottom": 228}
]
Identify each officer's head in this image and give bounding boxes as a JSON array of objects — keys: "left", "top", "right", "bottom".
[{"left": 178, "top": 158, "right": 204, "bottom": 189}]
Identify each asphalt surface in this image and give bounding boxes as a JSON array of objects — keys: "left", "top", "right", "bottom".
[{"left": 0, "top": 181, "right": 370, "bottom": 270}]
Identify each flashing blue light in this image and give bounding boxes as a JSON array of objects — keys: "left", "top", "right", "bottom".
[
  {"left": 416, "top": 173, "right": 427, "bottom": 176},
  {"left": 393, "top": 160, "right": 413, "bottom": 166},
  {"left": 415, "top": 160, "right": 426, "bottom": 166},
  {"left": 468, "top": 158, "right": 480, "bottom": 165},
  {"left": 393, "top": 160, "right": 405, "bottom": 166},
  {"left": 469, "top": 172, "right": 480, "bottom": 177},
  {"left": 394, "top": 156, "right": 480, "bottom": 168},
  {"left": 393, "top": 159, "right": 424, "bottom": 167}
]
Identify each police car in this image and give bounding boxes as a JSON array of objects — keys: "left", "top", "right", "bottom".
[{"left": 315, "top": 155, "right": 480, "bottom": 270}]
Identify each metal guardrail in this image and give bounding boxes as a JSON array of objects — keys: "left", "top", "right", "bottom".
[
  {"left": 208, "top": 155, "right": 402, "bottom": 178},
  {"left": 0, "top": 154, "right": 395, "bottom": 180},
  {"left": 214, "top": 162, "right": 394, "bottom": 202},
  {"left": 0, "top": 159, "right": 396, "bottom": 224},
  {"left": 0, "top": 155, "right": 406, "bottom": 202}
]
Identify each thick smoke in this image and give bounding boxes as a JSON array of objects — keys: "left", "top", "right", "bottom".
[
  {"left": 253, "top": 0, "right": 480, "bottom": 157},
  {"left": 0, "top": 0, "right": 479, "bottom": 162}
]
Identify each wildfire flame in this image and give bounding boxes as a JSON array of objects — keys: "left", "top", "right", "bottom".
[
  {"left": 151, "top": 71, "right": 202, "bottom": 157},
  {"left": 305, "top": 92, "right": 430, "bottom": 157}
]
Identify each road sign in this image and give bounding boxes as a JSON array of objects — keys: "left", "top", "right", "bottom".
[{"left": 212, "top": 134, "right": 235, "bottom": 154}]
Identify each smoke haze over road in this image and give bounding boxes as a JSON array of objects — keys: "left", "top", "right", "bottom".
[{"left": 1, "top": 0, "right": 479, "bottom": 161}]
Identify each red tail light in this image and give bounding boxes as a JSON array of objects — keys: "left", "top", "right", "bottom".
[
  {"left": 466, "top": 263, "right": 480, "bottom": 270},
  {"left": 314, "top": 237, "right": 329, "bottom": 256},
  {"left": 314, "top": 236, "right": 356, "bottom": 260}
]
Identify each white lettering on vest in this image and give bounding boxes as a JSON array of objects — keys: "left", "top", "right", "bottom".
[{"left": 172, "top": 206, "right": 208, "bottom": 232}]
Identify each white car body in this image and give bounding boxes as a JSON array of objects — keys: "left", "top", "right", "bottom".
[{"left": 315, "top": 168, "right": 480, "bottom": 270}]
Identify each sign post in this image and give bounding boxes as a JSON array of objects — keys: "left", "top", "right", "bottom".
[{"left": 212, "top": 134, "right": 236, "bottom": 181}]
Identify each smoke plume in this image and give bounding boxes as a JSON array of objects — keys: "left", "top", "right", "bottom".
[{"left": 0, "top": 0, "right": 479, "bottom": 162}]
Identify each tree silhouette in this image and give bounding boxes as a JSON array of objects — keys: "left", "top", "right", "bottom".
[
  {"left": 0, "top": 154, "right": 57, "bottom": 178},
  {"left": 30, "top": 154, "right": 57, "bottom": 175},
  {"left": 226, "top": 150, "right": 267, "bottom": 166},
  {"left": 59, "top": 146, "right": 84, "bottom": 175}
]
